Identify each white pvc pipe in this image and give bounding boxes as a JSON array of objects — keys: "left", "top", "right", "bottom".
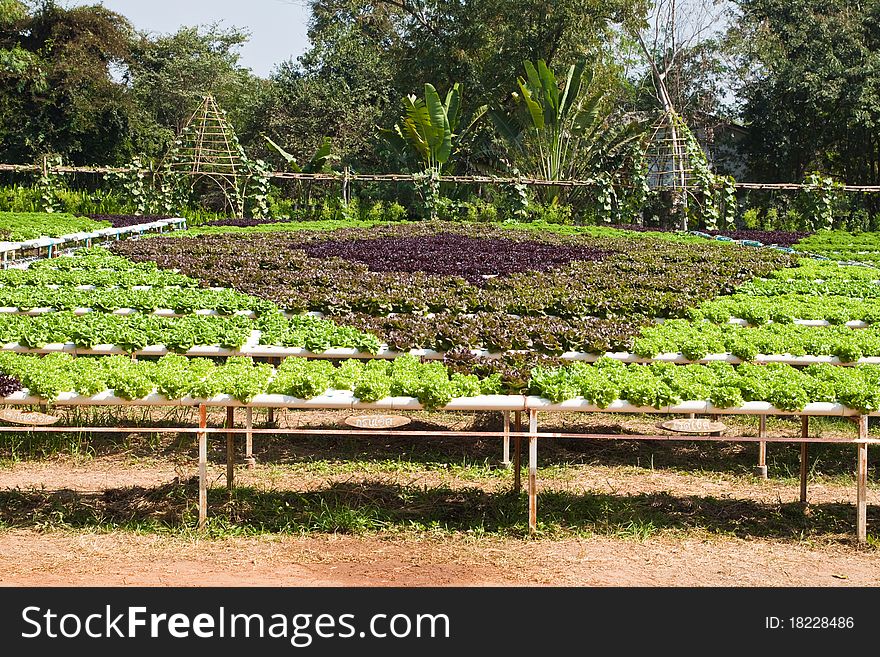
[{"left": 1, "top": 388, "right": 872, "bottom": 416}]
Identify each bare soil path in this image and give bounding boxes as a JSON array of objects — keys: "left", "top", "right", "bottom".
[{"left": 1, "top": 453, "right": 877, "bottom": 587}]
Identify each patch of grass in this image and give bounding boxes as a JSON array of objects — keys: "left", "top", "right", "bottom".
[
  {"left": 0, "top": 431, "right": 95, "bottom": 464},
  {"left": 262, "top": 456, "right": 513, "bottom": 481},
  {"left": 0, "top": 478, "right": 875, "bottom": 547}
]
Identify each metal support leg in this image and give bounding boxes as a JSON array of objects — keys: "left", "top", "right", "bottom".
[
  {"left": 513, "top": 411, "right": 522, "bottom": 493},
  {"left": 528, "top": 410, "right": 538, "bottom": 535},
  {"left": 857, "top": 415, "right": 868, "bottom": 543},
  {"left": 502, "top": 411, "right": 511, "bottom": 467},
  {"left": 198, "top": 404, "right": 207, "bottom": 529},
  {"left": 800, "top": 416, "right": 809, "bottom": 505},
  {"left": 755, "top": 416, "right": 768, "bottom": 479},
  {"left": 226, "top": 406, "right": 235, "bottom": 491},
  {"left": 245, "top": 407, "right": 255, "bottom": 469}
]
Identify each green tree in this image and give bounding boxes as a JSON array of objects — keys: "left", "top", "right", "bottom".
[
  {"left": 0, "top": 0, "right": 135, "bottom": 164},
  {"left": 253, "top": 15, "right": 395, "bottom": 171},
  {"left": 294, "top": 0, "right": 649, "bottom": 171},
  {"left": 127, "top": 23, "right": 264, "bottom": 157},
  {"left": 731, "top": 0, "right": 880, "bottom": 184}
]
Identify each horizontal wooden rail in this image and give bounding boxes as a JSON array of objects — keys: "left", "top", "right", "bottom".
[
  {"left": 0, "top": 425, "right": 876, "bottom": 444},
  {"left": 2, "top": 163, "right": 879, "bottom": 192}
]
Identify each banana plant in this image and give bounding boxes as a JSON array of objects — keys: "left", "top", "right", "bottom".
[
  {"left": 490, "top": 59, "right": 645, "bottom": 204},
  {"left": 383, "top": 83, "right": 462, "bottom": 174},
  {"left": 264, "top": 136, "right": 337, "bottom": 207},
  {"left": 383, "top": 83, "right": 485, "bottom": 218},
  {"left": 264, "top": 135, "right": 336, "bottom": 174}
]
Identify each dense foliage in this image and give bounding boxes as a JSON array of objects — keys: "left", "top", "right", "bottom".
[{"left": 733, "top": 0, "right": 880, "bottom": 185}]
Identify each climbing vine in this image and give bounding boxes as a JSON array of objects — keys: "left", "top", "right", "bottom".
[
  {"left": 677, "top": 114, "right": 737, "bottom": 231},
  {"left": 412, "top": 169, "right": 441, "bottom": 220},
  {"left": 36, "top": 154, "right": 63, "bottom": 213},
  {"left": 799, "top": 171, "right": 843, "bottom": 230}
]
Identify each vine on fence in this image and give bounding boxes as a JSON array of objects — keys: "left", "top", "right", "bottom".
[
  {"left": 156, "top": 164, "right": 188, "bottom": 215},
  {"left": 412, "top": 169, "right": 441, "bottom": 220},
  {"left": 505, "top": 168, "right": 530, "bottom": 221},
  {"left": 107, "top": 156, "right": 151, "bottom": 215},
  {"left": 36, "top": 154, "right": 63, "bottom": 213},
  {"left": 240, "top": 156, "right": 271, "bottom": 219},
  {"left": 799, "top": 171, "right": 843, "bottom": 230},
  {"left": 677, "top": 117, "right": 737, "bottom": 231}
]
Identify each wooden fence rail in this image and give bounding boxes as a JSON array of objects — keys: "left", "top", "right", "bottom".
[{"left": 2, "top": 162, "right": 879, "bottom": 192}]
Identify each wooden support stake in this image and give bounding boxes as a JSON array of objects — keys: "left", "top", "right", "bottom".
[
  {"left": 800, "top": 416, "right": 809, "bottom": 505},
  {"left": 198, "top": 404, "right": 207, "bottom": 529},
  {"left": 857, "top": 415, "right": 868, "bottom": 544},
  {"left": 502, "top": 410, "right": 511, "bottom": 467},
  {"left": 226, "top": 406, "right": 235, "bottom": 491},
  {"left": 513, "top": 411, "right": 522, "bottom": 493},
  {"left": 245, "top": 407, "right": 255, "bottom": 469},
  {"left": 755, "top": 416, "right": 768, "bottom": 479},
  {"left": 528, "top": 410, "right": 538, "bottom": 534}
]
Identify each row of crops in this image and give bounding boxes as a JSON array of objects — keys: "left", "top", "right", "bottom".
[
  {"left": 2, "top": 221, "right": 880, "bottom": 413},
  {"left": 113, "top": 222, "right": 794, "bottom": 354},
  {"left": 0, "top": 211, "right": 171, "bottom": 242},
  {"left": 794, "top": 230, "right": 880, "bottom": 265},
  {"left": 0, "top": 251, "right": 380, "bottom": 353},
  {"left": 1, "top": 351, "right": 879, "bottom": 413}
]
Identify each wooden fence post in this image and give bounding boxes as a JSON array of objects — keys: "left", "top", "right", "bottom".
[
  {"left": 198, "top": 404, "right": 208, "bottom": 529},
  {"left": 755, "top": 415, "right": 768, "bottom": 479},
  {"left": 857, "top": 415, "right": 868, "bottom": 544},
  {"left": 800, "top": 416, "right": 809, "bottom": 505},
  {"left": 226, "top": 406, "right": 235, "bottom": 491},
  {"left": 502, "top": 410, "right": 511, "bottom": 466},
  {"left": 528, "top": 410, "right": 538, "bottom": 534}
]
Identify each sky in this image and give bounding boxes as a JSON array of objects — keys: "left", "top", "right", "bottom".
[{"left": 64, "top": 0, "right": 312, "bottom": 78}]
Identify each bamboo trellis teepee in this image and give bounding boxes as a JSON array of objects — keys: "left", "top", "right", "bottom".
[
  {"left": 643, "top": 109, "right": 697, "bottom": 191},
  {"left": 164, "top": 95, "right": 245, "bottom": 214},
  {"left": 635, "top": 32, "right": 705, "bottom": 230}
]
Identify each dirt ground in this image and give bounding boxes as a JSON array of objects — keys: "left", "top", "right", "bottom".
[
  {"left": 1, "top": 452, "right": 878, "bottom": 587},
  {"left": 1, "top": 525, "right": 877, "bottom": 587}
]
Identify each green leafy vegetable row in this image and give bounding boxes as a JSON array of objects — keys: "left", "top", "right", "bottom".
[
  {"left": 0, "top": 285, "right": 275, "bottom": 315},
  {"left": 0, "top": 212, "right": 109, "bottom": 241},
  {"left": 0, "top": 353, "right": 499, "bottom": 408},
  {"left": 794, "top": 230, "right": 880, "bottom": 252},
  {"left": 691, "top": 294, "right": 880, "bottom": 325},
  {"left": 3, "top": 352, "right": 880, "bottom": 413},
  {"left": 28, "top": 250, "right": 162, "bottom": 271},
  {"left": 0, "top": 312, "right": 381, "bottom": 354},
  {"left": 0, "top": 267, "right": 197, "bottom": 288},
  {"left": 635, "top": 320, "right": 880, "bottom": 362},
  {"left": 765, "top": 260, "right": 880, "bottom": 281},
  {"left": 737, "top": 278, "right": 880, "bottom": 298},
  {"left": 529, "top": 359, "right": 880, "bottom": 412}
]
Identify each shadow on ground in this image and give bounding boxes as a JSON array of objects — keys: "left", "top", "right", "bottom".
[
  {"left": 2, "top": 411, "right": 876, "bottom": 483},
  {"left": 1, "top": 477, "right": 875, "bottom": 545}
]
